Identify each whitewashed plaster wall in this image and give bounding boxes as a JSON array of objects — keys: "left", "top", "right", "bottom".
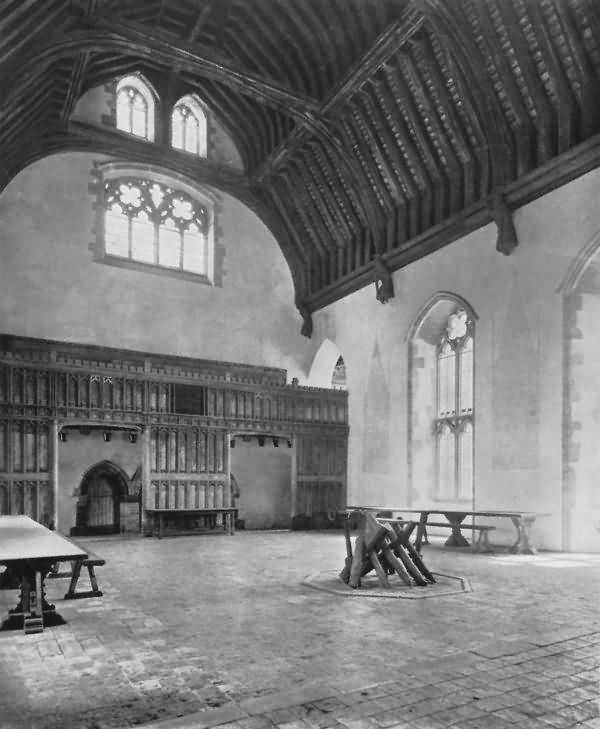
[
  {"left": 309, "top": 168, "right": 600, "bottom": 552},
  {"left": 0, "top": 152, "right": 311, "bottom": 381}
]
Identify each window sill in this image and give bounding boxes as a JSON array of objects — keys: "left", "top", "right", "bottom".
[{"left": 97, "top": 254, "right": 213, "bottom": 285}]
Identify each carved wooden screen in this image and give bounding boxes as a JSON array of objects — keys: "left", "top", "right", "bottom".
[
  {"left": 296, "top": 434, "right": 346, "bottom": 519},
  {"left": 0, "top": 366, "right": 52, "bottom": 526},
  {"left": 148, "top": 426, "right": 228, "bottom": 511},
  {"left": 0, "top": 336, "right": 348, "bottom": 532}
]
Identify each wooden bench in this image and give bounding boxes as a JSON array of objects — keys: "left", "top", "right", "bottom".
[
  {"left": 146, "top": 508, "right": 237, "bottom": 538},
  {"left": 49, "top": 552, "right": 105, "bottom": 600},
  {"left": 376, "top": 517, "right": 496, "bottom": 553}
]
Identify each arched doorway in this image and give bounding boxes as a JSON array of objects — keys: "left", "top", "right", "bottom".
[{"left": 72, "top": 461, "right": 130, "bottom": 535}]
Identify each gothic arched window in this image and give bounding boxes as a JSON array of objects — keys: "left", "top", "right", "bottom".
[
  {"left": 434, "top": 308, "right": 474, "bottom": 500},
  {"left": 171, "top": 95, "right": 207, "bottom": 156},
  {"left": 116, "top": 75, "right": 155, "bottom": 141},
  {"left": 331, "top": 356, "right": 347, "bottom": 390},
  {"left": 103, "top": 176, "right": 213, "bottom": 280}
]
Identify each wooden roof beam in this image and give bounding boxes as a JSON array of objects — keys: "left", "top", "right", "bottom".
[
  {"left": 85, "top": 17, "right": 320, "bottom": 118},
  {"left": 66, "top": 119, "right": 252, "bottom": 197},
  {"left": 60, "top": 51, "right": 90, "bottom": 126},
  {"left": 188, "top": 3, "right": 214, "bottom": 44},
  {"left": 1, "top": 24, "right": 319, "bottom": 125},
  {"left": 322, "top": 4, "right": 425, "bottom": 115},
  {"left": 252, "top": 4, "right": 426, "bottom": 183},
  {"left": 415, "top": 0, "right": 514, "bottom": 191},
  {"left": 0, "top": 0, "right": 70, "bottom": 66}
]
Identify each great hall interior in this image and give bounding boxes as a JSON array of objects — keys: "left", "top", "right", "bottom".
[{"left": 0, "top": 2, "right": 600, "bottom": 729}]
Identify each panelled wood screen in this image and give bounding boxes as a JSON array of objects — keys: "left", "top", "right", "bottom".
[{"left": 0, "top": 335, "right": 348, "bottom": 531}]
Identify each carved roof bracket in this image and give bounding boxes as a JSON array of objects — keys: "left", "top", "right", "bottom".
[
  {"left": 487, "top": 190, "right": 518, "bottom": 257},
  {"left": 295, "top": 295, "right": 313, "bottom": 339},
  {"left": 374, "top": 255, "right": 395, "bottom": 304}
]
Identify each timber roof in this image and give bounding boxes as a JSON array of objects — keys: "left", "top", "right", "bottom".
[{"left": 1, "top": 1, "right": 600, "bottom": 326}]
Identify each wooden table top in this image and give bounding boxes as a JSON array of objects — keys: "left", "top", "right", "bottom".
[
  {"left": 345, "top": 506, "right": 550, "bottom": 518},
  {"left": 0, "top": 515, "right": 88, "bottom": 565}
]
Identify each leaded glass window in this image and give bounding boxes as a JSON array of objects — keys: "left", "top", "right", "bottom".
[
  {"left": 104, "top": 178, "right": 210, "bottom": 277},
  {"left": 116, "top": 75, "right": 155, "bottom": 141},
  {"left": 171, "top": 95, "right": 207, "bottom": 157},
  {"left": 435, "top": 308, "right": 474, "bottom": 500}
]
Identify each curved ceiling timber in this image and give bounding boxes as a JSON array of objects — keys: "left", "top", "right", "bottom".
[{"left": 1, "top": 0, "right": 600, "bottom": 327}]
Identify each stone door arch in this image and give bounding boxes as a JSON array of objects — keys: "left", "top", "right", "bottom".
[{"left": 72, "top": 461, "right": 130, "bottom": 535}]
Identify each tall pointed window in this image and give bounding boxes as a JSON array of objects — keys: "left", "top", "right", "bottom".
[
  {"left": 434, "top": 308, "right": 474, "bottom": 500},
  {"left": 171, "top": 95, "right": 207, "bottom": 156},
  {"left": 103, "top": 177, "right": 212, "bottom": 280},
  {"left": 116, "top": 75, "right": 155, "bottom": 141},
  {"left": 331, "top": 356, "right": 347, "bottom": 390}
]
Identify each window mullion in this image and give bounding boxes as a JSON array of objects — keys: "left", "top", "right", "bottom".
[
  {"left": 128, "top": 216, "right": 133, "bottom": 259},
  {"left": 454, "top": 419, "right": 460, "bottom": 500},
  {"left": 455, "top": 347, "right": 460, "bottom": 498},
  {"left": 154, "top": 218, "right": 159, "bottom": 265}
]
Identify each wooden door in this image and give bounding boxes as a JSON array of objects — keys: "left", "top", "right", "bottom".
[{"left": 87, "top": 476, "right": 119, "bottom": 533}]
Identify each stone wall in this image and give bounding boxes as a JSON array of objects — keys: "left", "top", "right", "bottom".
[
  {"left": 0, "top": 151, "right": 311, "bottom": 380},
  {"left": 307, "top": 167, "right": 600, "bottom": 552}
]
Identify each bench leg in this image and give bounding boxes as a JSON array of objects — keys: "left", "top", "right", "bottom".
[
  {"left": 87, "top": 565, "right": 100, "bottom": 594},
  {"left": 509, "top": 516, "right": 537, "bottom": 555},
  {"left": 474, "top": 530, "right": 494, "bottom": 554},
  {"left": 64, "top": 563, "right": 103, "bottom": 600},
  {"left": 64, "top": 560, "right": 83, "bottom": 599}
]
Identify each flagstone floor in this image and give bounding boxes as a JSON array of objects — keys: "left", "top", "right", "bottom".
[{"left": 0, "top": 530, "right": 599, "bottom": 729}]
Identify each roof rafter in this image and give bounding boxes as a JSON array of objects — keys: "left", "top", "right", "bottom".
[
  {"left": 0, "top": 25, "right": 320, "bottom": 123},
  {"left": 253, "top": 4, "right": 426, "bottom": 183},
  {"left": 60, "top": 51, "right": 91, "bottom": 125}
]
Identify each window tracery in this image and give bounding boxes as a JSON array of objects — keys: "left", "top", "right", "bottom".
[
  {"left": 116, "top": 75, "right": 155, "bottom": 141},
  {"left": 434, "top": 308, "right": 474, "bottom": 500},
  {"left": 171, "top": 95, "right": 207, "bottom": 157},
  {"left": 103, "top": 178, "right": 211, "bottom": 279}
]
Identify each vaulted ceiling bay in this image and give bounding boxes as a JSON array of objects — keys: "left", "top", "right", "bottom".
[{"left": 1, "top": 0, "right": 599, "bottom": 333}]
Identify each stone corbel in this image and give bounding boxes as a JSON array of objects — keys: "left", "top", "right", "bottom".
[
  {"left": 488, "top": 191, "right": 518, "bottom": 256},
  {"left": 374, "top": 255, "right": 394, "bottom": 303},
  {"left": 295, "top": 297, "right": 313, "bottom": 339}
]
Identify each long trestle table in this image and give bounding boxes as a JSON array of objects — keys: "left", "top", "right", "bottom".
[
  {"left": 0, "top": 515, "right": 88, "bottom": 633},
  {"left": 345, "top": 506, "right": 550, "bottom": 554}
]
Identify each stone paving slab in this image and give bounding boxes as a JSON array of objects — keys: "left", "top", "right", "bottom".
[{"left": 0, "top": 532, "right": 599, "bottom": 729}]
